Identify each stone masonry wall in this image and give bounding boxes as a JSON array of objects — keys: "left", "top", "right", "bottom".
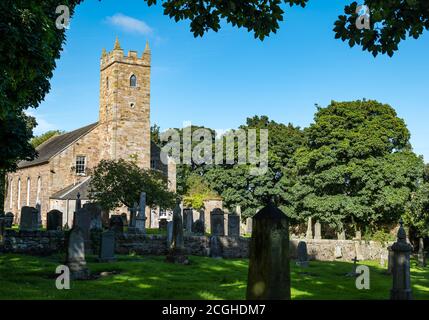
[{"left": 1, "top": 230, "right": 64, "bottom": 255}]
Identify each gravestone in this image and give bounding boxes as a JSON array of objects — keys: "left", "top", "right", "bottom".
[
  {"left": 19, "top": 206, "right": 39, "bottom": 231},
  {"left": 73, "top": 207, "right": 91, "bottom": 253},
  {"left": 159, "top": 218, "right": 168, "bottom": 230},
  {"left": 0, "top": 213, "right": 5, "bottom": 244},
  {"left": 246, "top": 203, "right": 291, "bottom": 300},
  {"left": 199, "top": 208, "right": 205, "bottom": 225},
  {"left": 121, "top": 212, "right": 128, "bottom": 227},
  {"left": 167, "top": 221, "right": 173, "bottom": 248},
  {"left": 83, "top": 203, "right": 102, "bottom": 230},
  {"left": 47, "top": 210, "right": 63, "bottom": 231},
  {"left": 334, "top": 245, "right": 342, "bottom": 259},
  {"left": 98, "top": 230, "right": 116, "bottom": 262},
  {"left": 227, "top": 214, "right": 240, "bottom": 238},
  {"left": 185, "top": 209, "right": 194, "bottom": 234},
  {"left": 346, "top": 257, "right": 359, "bottom": 277},
  {"left": 150, "top": 208, "right": 159, "bottom": 229},
  {"left": 65, "top": 226, "right": 90, "bottom": 280},
  {"left": 109, "top": 215, "right": 124, "bottom": 234},
  {"left": 166, "top": 202, "right": 189, "bottom": 264},
  {"left": 210, "top": 208, "right": 225, "bottom": 236},
  {"left": 337, "top": 230, "right": 346, "bottom": 240},
  {"left": 387, "top": 246, "right": 394, "bottom": 275},
  {"left": 296, "top": 241, "right": 309, "bottom": 267},
  {"left": 192, "top": 219, "right": 205, "bottom": 235},
  {"left": 417, "top": 238, "right": 426, "bottom": 267},
  {"left": 4, "top": 212, "right": 14, "bottom": 228},
  {"left": 128, "top": 205, "right": 137, "bottom": 229},
  {"left": 135, "top": 192, "right": 147, "bottom": 233},
  {"left": 246, "top": 217, "right": 253, "bottom": 235},
  {"left": 306, "top": 217, "right": 313, "bottom": 240},
  {"left": 314, "top": 221, "right": 322, "bottom": 240},
  {"left": 35, "top": 203, "right": 42, "bottom": 229},
  {"left": 390, "top": 220, "right": 413, "bottom": 300},
  {"left": 183, "top": 209, "right": 192, "bottom": 232}
]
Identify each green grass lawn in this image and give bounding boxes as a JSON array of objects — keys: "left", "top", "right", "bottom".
[{"left": 0, "top": 253, "right": 427, "bottom": 300}]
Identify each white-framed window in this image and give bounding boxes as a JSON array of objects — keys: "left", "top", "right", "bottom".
[
  {"left": 36, "top": 176, "right": 41, "bottom": 204},
  {"left": 26, "top": 177, "right": 31, "bottom": 206},
  {"left": 9, "top": 178, "right": 13, "bottom": 209},
  {"left": 75, "top": 156, "right": 86, "bottom": 175},
  {"left": 17, "top": 178, "right": 21, "bottom": 209}
]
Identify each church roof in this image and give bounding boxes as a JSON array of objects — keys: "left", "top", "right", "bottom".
[
  {"left": 18, "top": 122, "right": 99, "bottom": 169},
  {"left": 50, "top": 176, "right": 92, "bottom": 200}
]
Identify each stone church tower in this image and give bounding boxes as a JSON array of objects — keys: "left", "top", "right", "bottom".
[{"left": 99, "top": 37, "right": 151, "bottom": 168}]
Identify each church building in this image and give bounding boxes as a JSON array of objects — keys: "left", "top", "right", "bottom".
[{"left": 3, "top": 38, "right": 176, "bottom": 227}]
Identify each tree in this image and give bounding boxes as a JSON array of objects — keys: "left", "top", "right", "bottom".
[
  {"left": 31, "top": 130, "right": 64, "bottom": 148},
  {"left": 204, "top": 116, "right": 305, "bottom": 219},
  {"left": 183, "top": 174, "right": 220, "bottom": 209},
  {"left": 290, "top": 100, "right": 424, "bottom": 232},
  {"left": 88, "top": 159, "right": 176, "bottom": 211}
]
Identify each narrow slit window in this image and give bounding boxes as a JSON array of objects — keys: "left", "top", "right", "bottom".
[{"left": 130, "top": 75, "right": 137, "bottom": 87}]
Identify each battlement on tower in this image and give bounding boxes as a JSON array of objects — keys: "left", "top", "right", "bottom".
[{"left": 100, "top": 37, "right": 150, "bottom": 71}]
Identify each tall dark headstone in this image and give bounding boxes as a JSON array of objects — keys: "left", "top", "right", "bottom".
[
  {"left": 166, "top": 202, "right": 189, "bottom": 264},
  {"left": 98, "top": 230, "right": 116, "bottom": 262},
  {"left": 47, "top": 210, "right": 63, "bottom": 231},
  {"left": 73, "top": 207, "right": 91, "bottom": 253},
  {"left": 19, "top": 206, "right": 39, "bottom": 231},
  {"left": 390, "top": 220, "right": 413, "bottom": 300},
  {"left": 417, "top": 238, "right": 426, "bottom": 267},
  {"left": 135, "top": 193, "right": 147, "bottom": 233},
  {"left": 109, "top": 215, "right": 124, "bottom": 234},
  {"left": 83, "top": 203, "right": 102, "bottom": 230},
  {"left": 210, "top": 208, "right": 225, "bottom": 236},
  {"left": 296, "top": 241, "right": 309, "bottom": 267},
  {"left": 0, "top": 213, "right": 5, "bottom": 244},
  {"left": 228, "top": 214, "right": 240, "bottom": 238},
  {"left": 246, "top": 203, "right": 290, "bottom": 300},
  {"left": 65, "top": 226, "right": 90, "bottom": 280}
]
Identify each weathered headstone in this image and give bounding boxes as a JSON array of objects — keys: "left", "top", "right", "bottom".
[
  {"left": 47, "top": 210, "right": 63, "bottom": 231},
  {"left": 35, "top": 203, "right": 42, "bottom": 229},
  {"left": 167, "top": 221, "right": 174, "bottom": 248},
  {"left": 314, "top": 221, "right": 322, "bottom": 240},
  {"left": 192, "top": 219, "right": 205, "bottom": 235},
  {"left": 184, "top": 209, "right": 194, "bottom": 234},
  {"left": 387, "top": 246, "right": 394, "bottom": 275},
  {"left": 159, "top": 218, "right": 168, "bottom": 230},
  {"left": 390, "top": 220, "right": 413, "bottom": 300},
  {"left": 0, "top": 213, "right": 5, "bottom": 244},
  {"left": 150, "top": 208, "right": 159, "bottom": 229},
  {"left": 19, "top": 206, "right": 39, "bottom": 231},
  {"left": 346, "top": 256, "right": 359, "bottom": 277},
  {"left": 121, "top": 212, "right": 128, "bottom": 227},
  {"left": 337, "top": 229, "right": 346, "bottom": 240},
  {"left": 246, "top": 203, "right": 291, "bottom": 300},
  {"left": 306, "top": 217, "right": 313, "bottom": 240},
  {"left": 166, "top": 202, "right": 189, "bottom": 264},
  {"left": 83, "top": 203, "right": 102, "bottom": 230},
  {"left": 109, "top": 215, "right": 124, "bottom": 234},
  {"left": 98, "top": 230, "right": 116, "bottom": 262},
  {"left": 4, "top": 212, "right": 14, "bottom": 228},
  {"left": 246, "top": 217, "right": 253, "bottom": 235},
  {"left": 128, "top": 205, "right": 137, "bottom": 229},
  {"left": 73, "top": 207, "right": 92, "bottom": 254},
  {"left": 334, "top": 245, "right": 342, "bottom": 259},
  {"left": 296, "top": 241, "right": 309, "bottom": 267},
  {"left": 228, "top": 214, "right": 240, "bottom": 238},
  {"left": 65, "top": 226, "right": 90, "bottom": 280},
  {"left": 210, "top": 208, "right": 225, "bottom": 236},
  {"left": 135, "top": 192, "right": 147, "bottom": 233}
]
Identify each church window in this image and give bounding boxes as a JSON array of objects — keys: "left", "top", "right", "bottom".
[
  {"left": 106, "top": 77, "right": 109, "bottom": 89},
  {"left": 130, "top": 75, "right": 137, "bottom": 87},
  {"left": 26, "top": 177, "right": 31, "bottom": 206},
  {"left": 75, "top": 156, "right": 86, "bottom": 175},
  {"left": 9, "top": 179, "right": 13, "bottom": 209},
  {"left": 36, "top": 177, "right": 41, "bottom": 204},
  {"left": 17, "top": 178, "right": 21, "bottom": 209}
]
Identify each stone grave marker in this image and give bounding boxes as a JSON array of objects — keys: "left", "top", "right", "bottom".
[
  {"left": 167, "top": 221, "right": 173, "bottom": 248},
  {"left": 109, "top": 215, "right": 124, "bottom": 234},
  {"left": 73, "top": 207, "right": 91, "bottom": 253},
  {"left": 82, "top": 203, "right": 102, "bottom": 230},
  {"left": 4, "top": 212, "right": 14, "bottom": 228},
  {"left": 334, "top": 245, "right": 343, "bottom": 259},
  {"left": 19, "top": 206, "right": 39, "bottom": 231},
  {"left": 306, "top": 217, "right": 313, "bottom": 240},
  {"left": 98, "top": 230, "right": 116, "bottom": 262},
  {"left": 296, "top": 241, "right": 309, "bottom": 267},
  {"left": 159, "top": 218, "right": 168, "bottom": 230},
  {"left": 166, "top": 202, "right": 189, "bottom": 264},
  {"left": 346, "top": 256, "right": 359, "bottom": 277},
  {"left": 192, "top": 219, "right": 205, "bottom": 235},
  {"left": 246, "top": 217, "right": 253, "bottom": 235},
  {"left": 417, "top": 238, "right": 426, "bottom": 267},
  {"left": 135, "top": 192, "right": 147, "bottom": 233},
  {"left": 314, "top": 221, "right": 322, "bottom": 240},
  {"left": 227, "top": 214, "right": 240, "bottom": 238},
  {"left": 47, "top": 210, "right": 63, "bottom": 231},
  {"left": 246, "top": 203, "right": 291, "bottom": 300},
  {"left": 210, "top": 208, "right": 225, "bottom": 236},
  {"left": 65, "top": 226, "right": 90, "bottom": 280}
]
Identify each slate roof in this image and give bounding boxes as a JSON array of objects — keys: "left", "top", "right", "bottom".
[
  {"left": 18, "top": 122, "right": 99, "bottom": 169},
  {"left": 50, "top": 176, "right": 92, "bottom": 200}
]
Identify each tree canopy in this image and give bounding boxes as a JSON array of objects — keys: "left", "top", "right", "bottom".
[{"left": 30, "top": 130, "right": 64, "bottom": 148}]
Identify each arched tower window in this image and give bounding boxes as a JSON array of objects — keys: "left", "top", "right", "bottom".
[
  {"left": 9, "top": 178, "right": 13, "bottom": 209},
  {"left": 17, "top": 178, "right": 21, "bottom": 210},
  {"left": 26, "top": 177, "right": 31, "bottom": 206},
  {"left": 36, "top": 177, "right": 41, "bottom": 205},
  {"left": 130, "top": 75, "right": 137, "bottom": 87}
]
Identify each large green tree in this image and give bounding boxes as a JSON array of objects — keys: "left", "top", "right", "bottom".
[
  {"left": 290, "top": 100, "right": 424, "bottom": 232},
  {"left": 30, "top": 130, "right": 64, "bottom": 148}
]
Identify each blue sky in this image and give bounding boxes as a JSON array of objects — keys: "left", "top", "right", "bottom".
[{"left": 32, "top": 0, "right": 429, "bottom": 161}]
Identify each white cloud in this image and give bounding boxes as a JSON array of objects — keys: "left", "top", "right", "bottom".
[
  {"left": 106, "top": 13, "right": 153, "bottom": 35},
  {"left": 25, "top": 110, "right": 58, "bottom": 136}
]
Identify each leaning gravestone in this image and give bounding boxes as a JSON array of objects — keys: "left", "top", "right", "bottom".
[
  {"left": 227, "top": 214, "right": 240, "bottom": 238},
  {"left": 73, "top": 207, "right": 91, "bottom": 253},
  {"left": 390, "top": 220, "right": 413, "bottom": 300},
  {"left": 65, "top": 226, "right": 90, "bottom": 280},
  {"left": 109, "top": 215, "right": 124, "bottom": 234},
  {"left": 98, "top": 230, "right": 116, "bottom": 262},
  {"left": 4, "top": 212, "right": 14, "bottom": 228},
  {"left": 296, "top": 241, "right": 309, "bottom": 267},
  {"left": 47, "top": 210, "right": 63, "bottom": 231},
  {"left": 19, "top": 206, "right": 39, "bottom": 231},
  {"left": 247, "top": 203, "right": 291, "bottom": 300},
  {"left": 210, "top": 208, "right": 225, "bottom": 236}
]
